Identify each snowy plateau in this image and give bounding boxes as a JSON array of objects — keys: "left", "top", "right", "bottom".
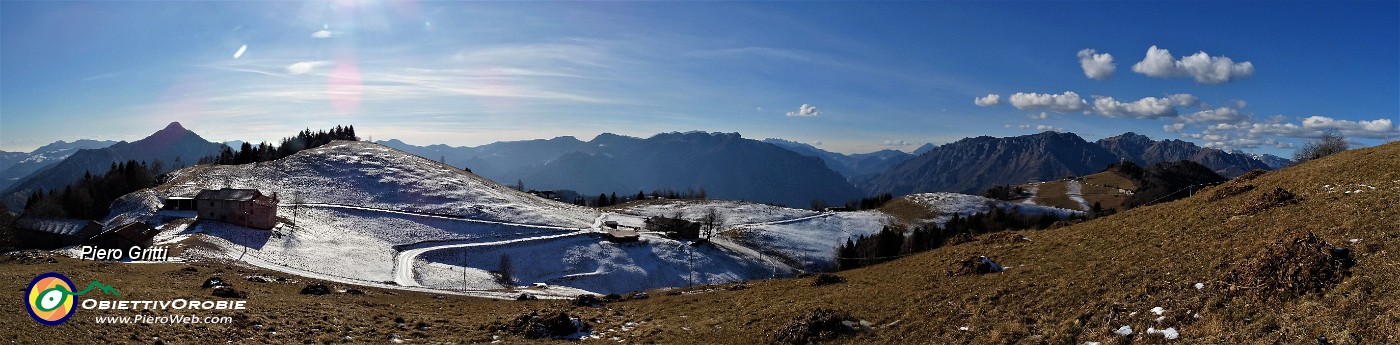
[{"left": 99, "top": 141, "right": 1075, "bottom": 298}]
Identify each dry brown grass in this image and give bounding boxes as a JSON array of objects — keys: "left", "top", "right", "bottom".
[{"left": 3, "top": 143, "right": 1398, "bottom": 344}]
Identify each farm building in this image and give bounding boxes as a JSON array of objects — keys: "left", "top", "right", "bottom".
[
  {"left": 13, "top": 216, "right": 101, "bottom": 249},
  {"left": 194, "top": 188, "right": 279, "bottom": 230},
  {"left": 605, "top": 229, "right": 640, "bottom": 243},
  {"left": 644, "top": 216, "right": 701, "bottom": 239}
]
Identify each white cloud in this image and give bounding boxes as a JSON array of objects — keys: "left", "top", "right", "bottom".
[
  {"left": 1131, "top": 45, "right": 1178, "bottom": 78},
  {"left": 1177, "top": 51, "right": 1255, "bottom": 84},
  {"left": 1091, "top": 94, "right": 1195, "bottom": 119},
  {"left": 1301, "top": 116, "right": 1397, "bottom": 139},
  {"left": 233, "top": 44, "right": 247, "bottom": 59},
  {"left": 1077, "top": 49, "right": 1115, "bottom": 80},
  {"left": 755, "top": 107, "right": 764, "bottom": 112},
  {"left": 1029, "top": 112, "right": 1049, "bottom": 120},
  {"left": 286, "top": 61, "right": 331, "bottom": 75},
  {"left": 311, "top": 30, "right": 340, "bottom": 38},
  {"left": 1009, "top": 91, "right": 1089, "bottom": 113},
  {"left": 884, "top": 140, "right": 911, "bottom": 146},
  {"left": 786, "top": 104, "right": 820, "bottom": 117},
  {"left": 1036, "top": 125, "right": 1055, "bottom": 131},
  {"left": 1163, "top": 123, "right": 1185, "bottom": 133},
  {"left": 1018, "top": 124, "right": 1031, "bottom": 129},
  {"left": 974, "top": 93, "right": 1001, "bottom": 107},
  {"left": 1131, "top": 45, "right": 1254, "bottom": 84},
  {"left": 1180, "top": 107, "right": 1247, "bottom": 124}
]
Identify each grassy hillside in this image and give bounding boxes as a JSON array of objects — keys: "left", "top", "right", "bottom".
[{"left": 1, "top": 142, "right": 1395, "bottom": 344}]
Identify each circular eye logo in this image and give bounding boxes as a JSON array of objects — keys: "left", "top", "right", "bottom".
[{"left": 25, "top": 272, "right": 76, "bottom": 326}]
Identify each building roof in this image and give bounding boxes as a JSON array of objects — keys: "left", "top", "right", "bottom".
[
  {"left": 194, "top": 188, "right": 263, "bottom": 202},
  {"left": 14, "top": 216, "right": 99, "bottom": 236}
]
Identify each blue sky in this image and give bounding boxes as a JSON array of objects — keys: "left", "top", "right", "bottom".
[{"left": 2, "top": 1, "right": 1396, "bottom": 156}]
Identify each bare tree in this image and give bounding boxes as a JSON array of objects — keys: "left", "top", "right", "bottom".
[
  {"left": 1293, "top": 130, "right": 1349, "bottom": 163},
  {"left": 701, "top": 207, "right": 722, "bottom": 239},
  {"left": 496, "top": 254, "right": 515, "bottom": 288}
]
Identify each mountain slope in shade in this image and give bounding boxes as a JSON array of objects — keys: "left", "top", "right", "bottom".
[
  {"left": 1, "top": 122, "right": 222, "bottom": 210},
  {"left": 1095, "top": 132, "right": 1271, "bottom": 177},
  {"left": 521, "top": 132, "right": 863, "bottom": 207},
  {"left": 761, "top": 138, "right": 915, "bottom": 181},
  {"left": 377, "top": 136, "right": 591, "bottom": 184},
  {"left": 866, "top": 131, "right": 1120, "bottom": 196},
  {"left": 0, "top": 140, "right": 117, "bottom": 191},
  {"left": 382, "top": 133, "right": 864, "bottom": 207}
]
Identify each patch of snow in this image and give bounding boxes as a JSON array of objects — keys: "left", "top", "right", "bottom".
[
  {"left": 958, "top": 326, "right": 969, "bottom": 331},
  {"left": 1194, "top": 282, "right": 1205, "bottom": 290},
  {"left": 733, "top": 211, "right": 890, "bottom": 271},
  {"left": 1114, "top": 325, "right": 1133, "bottom": 336},
  {"left": 1150, "top": 306, "right": 1165, "bottom": 315},
  {"left": 1066, "top": 180, "right": 1090, "bottom": 211},
  {"left": 1147, "top": 327, "right": 1180, "bottom": 340},
  {"left": 905, "top": 192, "right": 1081, "bottom": 226}
]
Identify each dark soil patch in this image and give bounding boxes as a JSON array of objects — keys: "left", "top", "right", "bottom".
[
  {"left": 948, "top": 256, "right": 1004, "bottom": 277},
  {"left": 572, "top": 294, "right": 603, "bottom": 307},
  {"left": 982, "top": 232, "right": 1030, "bottom": 244},
  {"left": 299, "top": 283, "right": 331, "bottom": 295},
  {"left": 946, "top": 232, "right": 976, "bottom": 246},
  {"left": 1223, "top": 232, "right": 1355, "bottom": 302},
  {"left": 1207, "top": 182, "right": 1255, "bottom": 201},
  {"left": 771, "top": 308, "right": 863, "bottom": 344},
  {"left": 211, "top": 286, "right": 246, "bottom": 298},
  {"left": 1237, "top": 188, "right": 1300, "bottom": 215},
  {"left": 491, "top": 309, "right": 591, "bottom": 339},
  {"left": 810, "top": 273, "right": 846, "bottom": 286}
]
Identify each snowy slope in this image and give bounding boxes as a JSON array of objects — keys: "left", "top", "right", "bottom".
[
  {"left": 612, "top": 199, "right": 819, "bottom": 226},
  {"left": 412, "top": 234, "right": 793, "bottom": 294},
  {"left": 161, "top": 141, "right": 596, "bottom": 227},
  {"left": 731, "top": 211, "right": 891, "bottom": 272},
  {"left": 102, "top": 141, "right": 810, "bottom": 296},
  {"left": 904, "top": 192, "right": 1083, "bottom": 225}
]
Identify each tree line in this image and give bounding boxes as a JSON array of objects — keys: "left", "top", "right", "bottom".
[
  {"left": 835, "top": 207, "right": 1079, "bottom": 270},
  {"left": 201, "top": 125, "right": 359, "bottom": 165},
  {"left": 23, "top": 160, "right": 164, "bottom": 220}
]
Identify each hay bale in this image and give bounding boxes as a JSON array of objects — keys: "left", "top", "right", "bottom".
[
  {"left": 1223, "top": 232, "right": 1355, "bottom": 301},
  {"left": 772, "top": 308, "right": 864, "bottom": 344},
  {"left": 1237, "top": 187, "right": 1299, "bottom": 216}
]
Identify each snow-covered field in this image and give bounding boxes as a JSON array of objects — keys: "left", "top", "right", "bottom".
[
  {"left": 731, "top": 211, "right": 891, "bottom": 271},
  {"left": 613, "top": 199, "right": 819, "bottom": 226},
  {"left": 158, "top": 141, "right": 597, "bottom": 228},
  {"left": 412, "top": 234, "right": 792, "bottom": 294},
  {"left": 904, "top": 192, "right": 1083, "bottom": 225},
  {"left": 1065, "top": 180, "right": 1091, "bottom": 211}
]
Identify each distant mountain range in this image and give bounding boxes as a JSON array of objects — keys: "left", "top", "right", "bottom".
[
  {"left": 760, "top": 139, "right": 914, "bottom": 183},
  {"left": 1, "top": 122, "right": 223, "bottom": 210},
  {"left": 865, "top": 131, "right": 1274, "bottom": 196},
  {"left": 0, "top": 139, "right": 117, "bottom": 192},
  {"left": 381, "top": 132, "right": 864, "bottom": 207}
]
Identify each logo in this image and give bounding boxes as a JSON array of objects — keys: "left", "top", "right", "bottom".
[{"left": 24, "top": 272, "right": 121, "bottom": 326}]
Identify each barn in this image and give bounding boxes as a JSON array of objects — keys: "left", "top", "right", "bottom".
[
  {"left": 194, "top": 188, "right": 279, "bottom": 230},
  {"left": 13, "top": 216, "right": 101, "bottom": 249}
]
